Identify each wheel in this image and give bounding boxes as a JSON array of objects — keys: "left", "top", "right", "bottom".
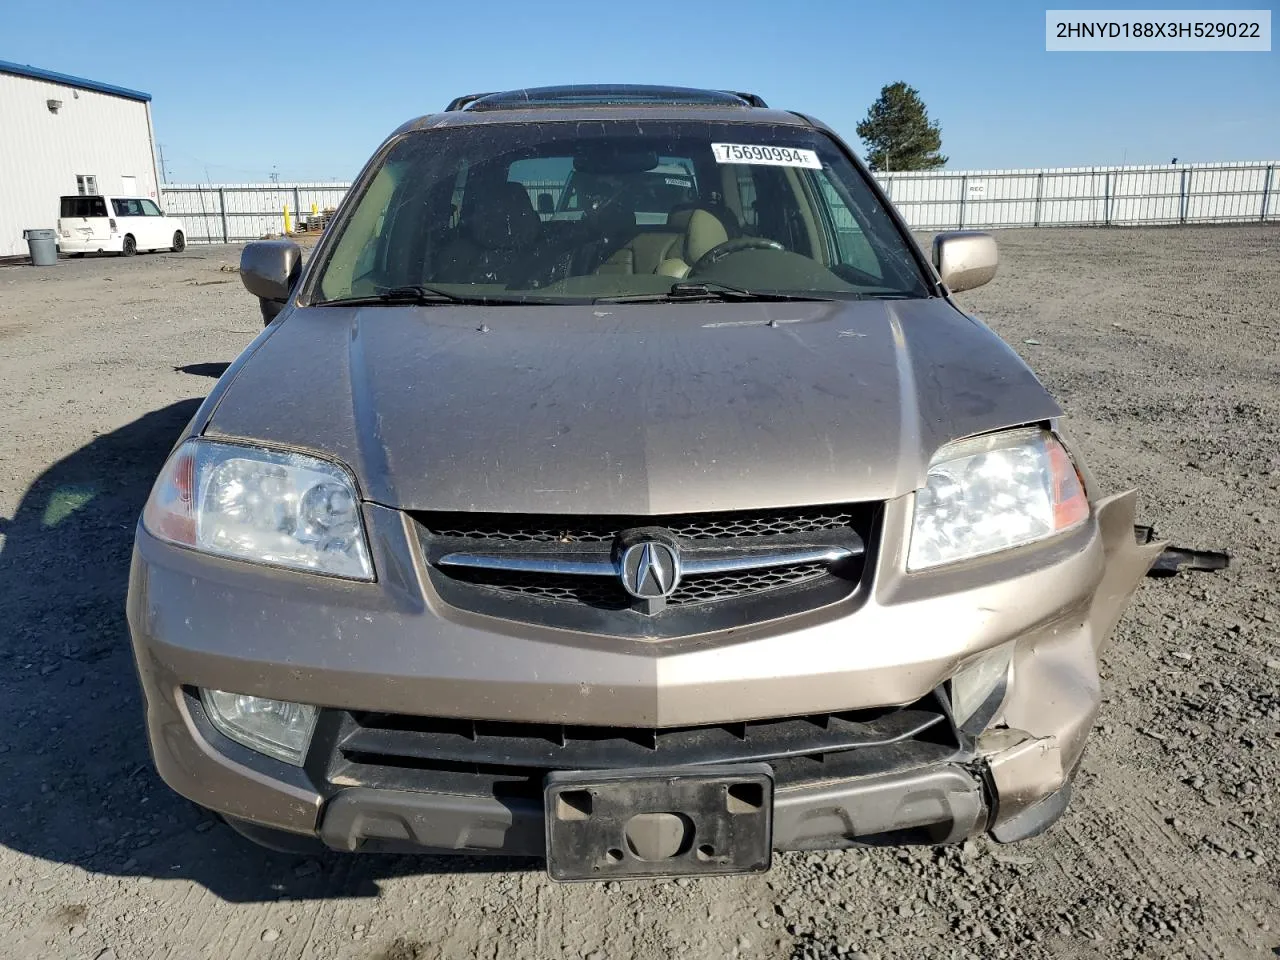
[
  {"left": 121, "top": 234, "right": 137, "bottom": 257},
  {"left": 172, "top": 231, "right": 186, "bottom": 253},
  {"left": 689, "top": 237, "right": 785, "bottom": 273}
]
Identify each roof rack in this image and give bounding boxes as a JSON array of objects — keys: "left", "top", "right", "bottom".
[
  {"left": 726, "top": 91, "right": 769, "bottom": 108},
  {"left": 444, "top": 92, "right": 497, "bottom": 112},
  {"left": 443, "top": 85, "right": 767, "bottom": 112}
]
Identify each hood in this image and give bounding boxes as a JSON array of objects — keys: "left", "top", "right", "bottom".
[{"left": 204, "top": 299, "right": 1059, "bottom": 513}]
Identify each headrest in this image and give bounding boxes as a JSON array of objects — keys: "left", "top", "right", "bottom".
[
  {"left": 583, "top": 194, "right": 636, "bottom": 239},
  {"left": 683, "top": 209, "right": 730, "bottom": 264},
  {"left": 667, "top": 203, "right": 738, "bottom": 235},
  {"left": 666, "top": 206, "right": 697, "bottom": 231},
  {"left": 465, "top": 181, "right": 541, "bottom": 250}
]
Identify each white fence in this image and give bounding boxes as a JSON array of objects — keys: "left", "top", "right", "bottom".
[
  {"left": 162, "top": 160, "right": 1279, "bottom": 243},
  {"left": 159, "top": 182, "right": 350, "bottom": 244},
  {"left": 877, "top": 161, "right": 1279, "bottom": 229}
]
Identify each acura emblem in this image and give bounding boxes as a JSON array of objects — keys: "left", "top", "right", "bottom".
[{"left": 619, "top": 540, "right": 681, "bottom": 600}]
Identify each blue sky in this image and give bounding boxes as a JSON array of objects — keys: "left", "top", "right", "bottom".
[{"left": 4, "top": 0, "right": 1276, "bottom": 182}]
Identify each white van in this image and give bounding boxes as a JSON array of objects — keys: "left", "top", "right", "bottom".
[{"left": 58, "top": 195, "right": 187, "bottom": 256}]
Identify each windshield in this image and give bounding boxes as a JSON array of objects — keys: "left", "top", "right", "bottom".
[{"left": 312, "top": 120, "right": 932, "bottom": 305}]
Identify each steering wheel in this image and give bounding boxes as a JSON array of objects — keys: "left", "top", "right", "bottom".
[{"left": 689, "top": 237, "right": 785, "bottom": 273}]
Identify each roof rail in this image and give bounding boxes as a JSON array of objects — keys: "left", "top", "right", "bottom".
[
  {"left": 725, "top": 90, "right": 769, "bottom": 108},
  {"left": 444, "top": 92, "right": 496, "bottom": 112},
  {"left": 444, "top": 85, "right": 767, "bottom": 112}
]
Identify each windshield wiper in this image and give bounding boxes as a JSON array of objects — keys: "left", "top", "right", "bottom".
[
  {"left": 671, "top": 281, "right": 841, "bottom": 302},
  {"left": 316, "top": 284, "right": 508, "bottom": 307},
  {"left": 594, "top": 281, "right": 841, "bottom": 304}
]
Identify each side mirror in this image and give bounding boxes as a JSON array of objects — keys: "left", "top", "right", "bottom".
[
  {"left": 536, "top": 193, "right": 555, "bottom": 216},
  {"left": 932, "top": 231, "right": 997, "bottom": 293},
  {"left": 240, "top": 239, "right": 302, "bottom": 324}
]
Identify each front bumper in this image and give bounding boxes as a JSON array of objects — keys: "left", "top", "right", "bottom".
[{"left": 126, "top": 491, "right": 1160, "bottom": 852}]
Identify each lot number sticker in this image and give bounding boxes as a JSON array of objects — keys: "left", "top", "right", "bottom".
[{"left": 712, "top": 143, "right": 822, "bottom": 169}]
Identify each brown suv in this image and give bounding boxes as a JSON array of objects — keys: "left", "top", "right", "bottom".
[{"left": 126, "top": 85, "right": 1161, "bottom": 880}]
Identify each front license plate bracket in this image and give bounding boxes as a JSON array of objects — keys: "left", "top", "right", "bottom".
[{"left": 544, "top": 764, "right": 773, "bottom": 881}]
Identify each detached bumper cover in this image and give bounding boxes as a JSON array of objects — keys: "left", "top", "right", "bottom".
[{"left": 317, "top": 763, "right": 992, "bottom": 855}]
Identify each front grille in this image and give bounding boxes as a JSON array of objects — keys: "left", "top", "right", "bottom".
[
  {"left": 415, "top": 503, "right": 878, "bottom": 637},
  {"left": 670, "top": 562, "right": 829, "bottom": 605},
  {"left": 420, "top": 505, "right": 861, "bottom": 543},
  {"left": 320, "top": 692, "right": 963, "bottom": 801},
  {"left": 443, "top": 560, "right": 831, "bottom": 609},
  {"left": 443, "top": 567, "right": 632, "bottom": 609}
]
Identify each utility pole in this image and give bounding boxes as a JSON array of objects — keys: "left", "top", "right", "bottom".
[{"left": 157, "top": 143, "right": 169, "bottom": 183}]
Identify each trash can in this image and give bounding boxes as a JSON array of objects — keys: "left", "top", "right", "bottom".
[{"left": 23, "top": 228, "right": 58, "bottom": 266}]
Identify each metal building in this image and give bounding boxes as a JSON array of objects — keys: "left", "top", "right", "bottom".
[{"left": 0, "top": 60, "right": 160, "bottom": 257}]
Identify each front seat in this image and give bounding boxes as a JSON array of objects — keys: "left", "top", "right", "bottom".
[
  {"left": 594, "top": 227, "right": 683, "bottom": 275},
  {"left": 596, "top": 206, "right": 738, "bottom": 277},
  {"left": 435, "top": 182, "right": 542, "bottom": 283},
  {"left": 654, "top": 208, "right": 732, "bottom": 278}
]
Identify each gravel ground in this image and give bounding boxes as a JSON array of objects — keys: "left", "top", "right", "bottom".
[{"left": 0, "top": 228, "right": 1277, "bottom": 959}]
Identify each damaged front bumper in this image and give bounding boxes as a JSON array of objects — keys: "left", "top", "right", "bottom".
[
  {"left": 229, "top": 734, "right": 1068, "bottom": 855},
  {"left": 128, "top": 490, "right": 1162, "bottom": 858},
  {"left": 315, "top": 763, "right": 993, "bottom": 855}
]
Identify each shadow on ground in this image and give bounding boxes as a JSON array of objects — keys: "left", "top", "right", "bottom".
[
  {"left": 174, "top": 362, "right": 231, "bottom": 378},
  {"left": 0, "top": 399, "right": 537, "bottom": 903}
]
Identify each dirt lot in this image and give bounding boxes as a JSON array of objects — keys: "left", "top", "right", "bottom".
[{"left": 0, "top": 228, "right": 1277, "bottom": 960}]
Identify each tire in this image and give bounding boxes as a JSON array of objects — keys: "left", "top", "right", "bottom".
[
  {"left": 172, "top": 231, "right": 186, "bottom": 253},
  {"left": 121, "top": 234, "right": 137, "bottom": 257}
]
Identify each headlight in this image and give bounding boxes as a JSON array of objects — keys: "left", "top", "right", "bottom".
[
  {"left": 908, "top": 428, "right": 1088, "bottom": 570},
  {"left": 143, "top": 439, "right": 372, "bottom": 579},
  {"left": 201, "top": 689, "right": 318, "bottom": 765}
]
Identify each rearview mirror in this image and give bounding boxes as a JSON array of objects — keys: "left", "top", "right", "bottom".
[
  {"left": 573, "top": 148, "right": 659, "bottom": 175},
  {"left": 536, "top": 193, "right": 554, "bottom": 216},
  {"left": 932, "top": 232, "right": 997, "bottom": 293},
  {"left": 240, "top": 239, "right": 302, "bottom": 324}
]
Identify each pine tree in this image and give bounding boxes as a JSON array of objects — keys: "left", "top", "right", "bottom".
[{"left": 855, "top": 83, "right": 947, "bottom": 171}]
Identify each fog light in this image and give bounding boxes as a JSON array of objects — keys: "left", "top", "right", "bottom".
[
  {"left": 950, "top": 644, "right": 1013, "bottom": 732},
  {"left": 200, "top": 689, "right": 318, "bottom": 765}
]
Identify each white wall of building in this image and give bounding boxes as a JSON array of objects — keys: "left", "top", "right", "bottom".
[{"left": 0, "top": 71, "right": 159, "bottom": 256}]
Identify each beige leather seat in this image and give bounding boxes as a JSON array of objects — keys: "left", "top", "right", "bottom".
[
  {"left": 595, "top": 230, "right": 684, "bottom": 275},
  {"left": 654, "top": 208, "right": 731, "bottom": 278},
  {"left": 595, "top": 207, "right": 731, "bottom": 277},
  {"left": 434, "top": 182, "right": 542, "bottom": 283}
]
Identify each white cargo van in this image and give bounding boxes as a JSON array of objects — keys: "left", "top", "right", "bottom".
[{"left": 58, "top": 195, "right": 186, "bottom": 256}]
